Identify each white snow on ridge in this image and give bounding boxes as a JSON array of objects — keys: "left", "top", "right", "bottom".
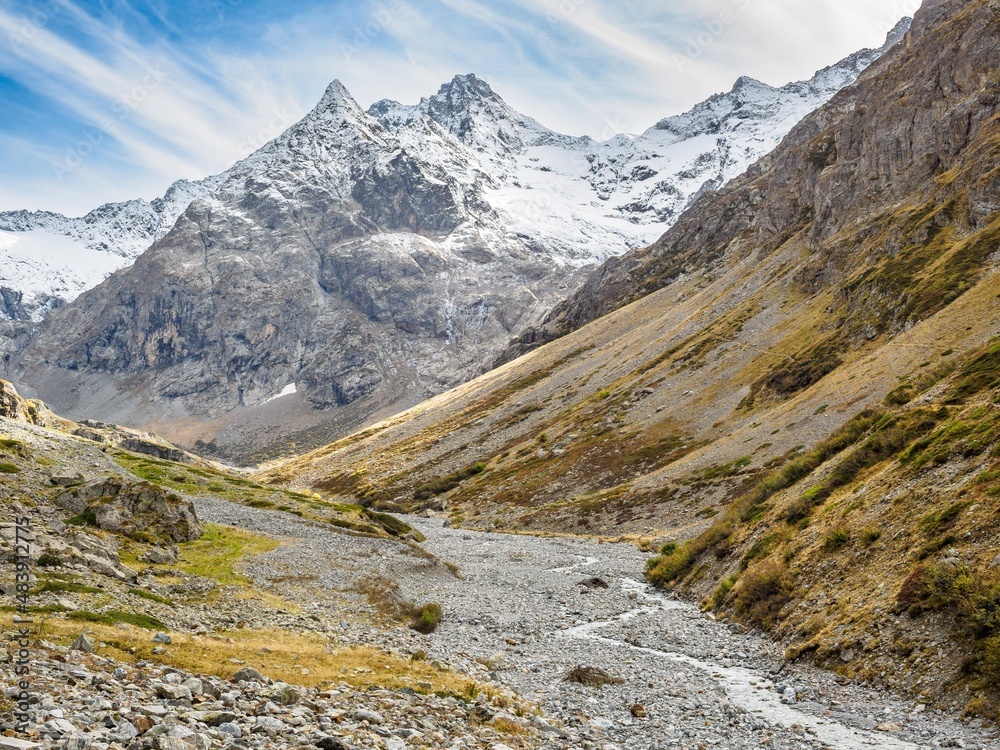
[{"left": 0, "top": 229, "right": 125, "bottom": 312}]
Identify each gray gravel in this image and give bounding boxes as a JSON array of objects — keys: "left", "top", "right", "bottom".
[{"left": 194, "top": 498, "right": 1000, "bottom": 750}]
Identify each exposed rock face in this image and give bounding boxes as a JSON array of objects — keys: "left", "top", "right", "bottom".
[
  {"left": 5, "top": 35, "right": 905, "bottom": 460},
  {"left": 507, "top": 0, "right": 996, "bottom": 360},
  {"left": 0, "top": 379, "right": 60, "bottom": 427},
  {"left": 54, "top": 478, "right": 202, "bottom": 543}
]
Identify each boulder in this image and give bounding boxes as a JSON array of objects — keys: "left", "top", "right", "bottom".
[{"left": 55, "top": 478, "right": 202, "bottom": 543}]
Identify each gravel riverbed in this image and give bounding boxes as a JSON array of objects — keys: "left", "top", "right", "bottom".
[{"left": 193, "top": 498, "right": 1000, "bottom": 750}]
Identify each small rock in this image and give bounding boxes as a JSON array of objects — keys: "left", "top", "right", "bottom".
[
  {"left": 386, "top": 739, "right": 406, "bottom": 750},
  {"left": 155, "top": 683, "right": 192, "bottom": 702},
  {"left": 877, "top": 721, "right": 903, "bottom": 732},
  {"left": 781, "top": 687, "right": 797, "bottom": 705},
  {"left": 353, "top": 709, "right": 384, "bottom": 725},
  {"left": 269, "top": 682, "right": 300, "bottom": 706},
  {"left": 151, "top": 632, "right": 172, "bottom": 644},
  {"left": 218, "top": 723, "right": 241, "bottom": 738},
  {"left": 629, "top": 704, "right": 646, "bottom": 718},
  {"left": 232, "top": 666, "right": 267, "bottom": 683},
  {"left": 70, "top": 634, "right": 95, "bottom": 654}
]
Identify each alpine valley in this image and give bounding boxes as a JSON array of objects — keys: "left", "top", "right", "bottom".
[
  {"left": 3, "top": 1, "right": 1000, "bottom": 748},
  {"left": 1, "top": 22, "right": 908, "bottom": 461}
]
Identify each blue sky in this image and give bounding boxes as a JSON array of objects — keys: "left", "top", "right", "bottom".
[{"left": 0, "top": 0, "right": 921, "bottom": 216}]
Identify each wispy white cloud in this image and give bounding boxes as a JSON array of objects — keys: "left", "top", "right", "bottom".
[{"left": 0, "top": 0, "right": 922, "bottom": 215}]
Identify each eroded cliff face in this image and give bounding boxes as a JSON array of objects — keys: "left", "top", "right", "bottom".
[{"left": 510, "top": 0, "right": 999, "bottom": 363}]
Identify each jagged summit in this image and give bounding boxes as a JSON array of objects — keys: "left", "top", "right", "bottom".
[{"left": 315, "top": 79, "right": 361, "bottom": 111}]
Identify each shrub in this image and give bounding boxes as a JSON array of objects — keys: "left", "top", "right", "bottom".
[
  {"left": 37, "top": 553, "right": 62, "bottom": 567},
  {"left": 413, "top": 463, "right": 486, "bottom": 500},
  {"left": 645, "top": 545, "right": 692, "bottom": 587},
  {"left": 659, "top": 541, "right": 678, "bottom": 556},
  {"left": 732, "top": 559, "right": 793, "bottom": 629},
  {"left": 0, "top": 462, "right": 19, "bottom": 474},
  {"left": 711, "top": 575, "right": 738, "bottom": 609},
  {"left": 563, "top": 666, "right": 624, "bottom": 687},
  {"left": 67, "top": 510, "right": 98, "bottom": 527},
  {"left": 823, "top": 528, "right": 850, "bottom": 552},
  {"left": 861, "top": 528, "right": 882, "bottom": 545},
  {"left": 409, "top": 603, "right": 443, "bottom": 634}
]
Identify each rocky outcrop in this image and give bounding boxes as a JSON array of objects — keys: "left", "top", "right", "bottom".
[
  {"left": 54, "top": 478, "right": 202, "bottom": 544},
  {"left": 0, "top": 379, "right": 60, "bottom": 427}
]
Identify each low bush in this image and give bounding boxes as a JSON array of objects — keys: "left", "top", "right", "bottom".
[
  {"left": 409, "top": 603, "right": 443, "bottom": 634},
  {"left": 563, "top": 666, "right": 624, "bottom": 687},
  {"left": 732, "top": 559, "right": 793, "bottom": 629},
  {"left": 413, "top": 463, "right": 486, "bottom": 500},
  {"left": 823, "top": 528, "right": 851, "bottom": 552}
]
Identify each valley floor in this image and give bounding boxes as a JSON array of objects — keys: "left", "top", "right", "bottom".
[{"left": 194, "top": 499, "right": 1000, "bottom": 749}]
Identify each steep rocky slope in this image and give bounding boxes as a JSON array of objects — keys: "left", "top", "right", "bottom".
[
  {"left": 3, "top": 33, "right": 905, "bottom": 461},
  {"left": 259, "top": 0, "right": 1000, "bottom": 709}
]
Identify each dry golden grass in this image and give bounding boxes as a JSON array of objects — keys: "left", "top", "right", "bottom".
[{"left": 2, "top": 614, "right": 484, "bottom": 696}]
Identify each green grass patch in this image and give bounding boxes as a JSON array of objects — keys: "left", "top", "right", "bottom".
[
  {"left": 127, "top": 588, "right": 175, "bottom": 606},
  {"left": 68, "top": 609, "right": 166, "bottom": 630}
]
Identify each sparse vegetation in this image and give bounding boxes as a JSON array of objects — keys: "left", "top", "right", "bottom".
[
  {"left": 413, "top": 462, "right": 486, "bottom": 500},
  {"left": 564, "top": 666, "right": 624, "bottom": 687},
  {"left": 0, "top": 462, "right": 20, "bottom": 474},
  {"left": 68, "top": 609, "right": 167, "bottom": 630},
  {"left": 409, "top": 603, "right": 443, "bottom": 634}
]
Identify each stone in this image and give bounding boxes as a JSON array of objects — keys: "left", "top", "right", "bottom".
[
  {"left": 253, "top": 716, "right": 287, "bottom": 734},
  {"left": 629, "top": 704, "right": 647, "bottom": 718},
  {"left": 155, "top": 683, "right": 192, "bottom": 702},
  {"left": 781, "top": 687, "right": 797, "bottom": 705},
  {"left": 151, "top": 632, "right": 172, "bottom": 644},
  {"left": 60, "top": 737, "right": 91, "bottom": 750},
  {"left": 53, "top": 478, "right": 202, "bottom": 544},
  {"left": 232, "top": 666, "right": 267, "bottom": 683},
  {"left": 70, "top": 634, "right": 95, "bottom": 654},
  {"left": 142, "top": 547, "right": 179, "bottom": 565},
  {"left": 386, "top": 739, "right": 406, "bottom": 750},
  {"left": 217, "top": 723, "right": 242, "bottom": 738},
  {"left": 315, "top": 738, "right": 349, "bottom": 750},
  {"left": 352, "top": 709, "right": 384, "bottom": 725},
  {"left": 0, "top": 740, "right": 41, "bottom": 750},
  {"left": 269, "top": 683, "right": 300, "bottom": 706},
  {"left": 877, "top": 721, "right": 903, "bottom": 732}
]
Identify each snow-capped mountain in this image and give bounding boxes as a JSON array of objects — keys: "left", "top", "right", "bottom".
[{"left": 0, "top": 19, "right": 908, "bottom": 323}]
